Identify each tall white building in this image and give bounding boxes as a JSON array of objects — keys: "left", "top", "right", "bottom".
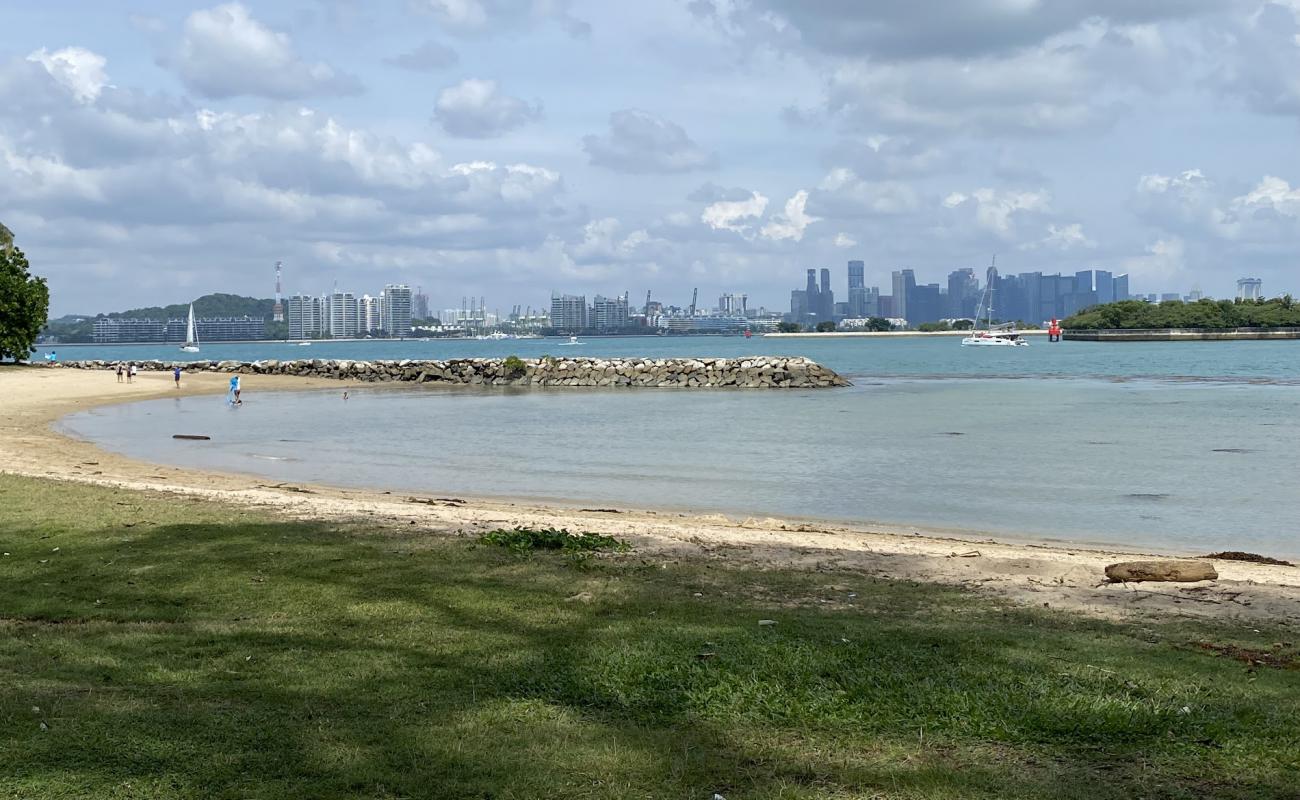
[
  {"left": 326, "top": 291, "right": 359, "bottom": 338},
  {"left": 550, "top": 293, "right": 588, "bottom": 330},
  {"left": 287, "top": 294, "right": 324, "bottom": 339},
  {"left": 1237, "top": 277, "right": 1263, "bottom": 301},
  {"left": 718, "top": 293, "right": 748, "bottom": 316},
  {"left": 382, "top": 284, "right": 413, "bottom": 335},
  {"left": 359, "top": 294, "right": 382, "bottom": 333}
]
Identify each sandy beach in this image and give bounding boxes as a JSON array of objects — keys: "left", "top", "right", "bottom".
[{"left": 3, "top": 364, "right": 1298, "bottom": 625}]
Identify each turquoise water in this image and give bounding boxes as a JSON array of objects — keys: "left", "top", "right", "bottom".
[
  {"left": 37, "top": 336, "right": 1300, "bottom": 383},
  {"left": 59, "top": 339, "right": 1300, "bottom": 556}
]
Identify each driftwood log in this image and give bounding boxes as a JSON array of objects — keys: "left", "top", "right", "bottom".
[{"left": 1105, "top": 560, "right": 1218, "bottom": 583}]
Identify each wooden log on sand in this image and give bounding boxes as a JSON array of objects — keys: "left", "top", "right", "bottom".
[
  {"left": 1105, "top": 560, "right": 1218, "bottom": 583},
  {"left": 172, "top": 434, "right": 211, "bottom": 441}
]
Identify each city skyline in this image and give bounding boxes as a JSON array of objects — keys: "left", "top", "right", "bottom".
[{"left": 4, "top": 2, "right": 1300, "bottom": 316}]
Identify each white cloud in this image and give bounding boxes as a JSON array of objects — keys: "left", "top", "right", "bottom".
[
  {"left": 760, "top": 189, "right": 819, "bottom": 241},
  {"left": 942, "top": 187, "right": 1051, "bottom": 237},
  {"left": 834, "top": 232, "right": 857, "bottom": 248},
  {"left": 1031, "top": 222, "right": 1097, "bottom": 250},
  {"left": 701, "top": 190, "right": 768, "bottom": 234},
  {"left": 165, "top": 3, "right": 361, "bottom": 99},
  {"left": 1121, "top": 236, "right": 1186, "bottom": 282},
  {"left": 26, "top": 47, "right": 108, "bottom": 103},
  {"left": 433, "top": 78, "right": 541, "bottom": 138},
  {"left": 812, "top": 167, "right": 921, "bottom": 217}
]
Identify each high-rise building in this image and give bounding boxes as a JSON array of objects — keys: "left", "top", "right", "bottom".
[
  {"left": 818, "top": 268, "right": 834, "bottom": 320},
  {"left": 326, "top": 291, "right": 359, "bottom": 338},
  {"left": 891, "top": 269, "right": 915, "bottom": 322},
  {"left": 382, "top": 284, "right": 413, "bottom": 335},
  {"left": 591, "top": 294, "right": 630, "bottom": 330},
  {"left": 1113, "top": 273, "right": 1130, "bottom": 301},
  {"left": 272, "top": 261, "right": 284, "bottom": 323},
  {"left": 909, "top": 283, "right": 943, "bottom": 324},
  {"left": 413, "top": 289, "right": 430, "bottom": 321},
  {"left": 789, "top": 290, "right": 808, "bottom": 322},
  {"left": 718, "top": 293, "right": 748, "bottom": 316},
  {"left": 847, "top": 260, "right": 867, "bottom": 317},
  {"left": 550, "top": 293, "right": 588, "bottom": 330},
  {"left": 359, "top": 294, "right": 382, "bottom": 333},
  {"left": 946, "top": 268, "right": 978, "bottom": 318},
  {"left": 288, "top": 294, "right": 324, "bottom": 339},
  {"left": 1237, "top": 277, "right": 1263, "bottom": 300}
]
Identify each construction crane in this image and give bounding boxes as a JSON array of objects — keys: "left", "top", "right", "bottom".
[{"left": 688, "top": 287, "right": 698, "bottom": 317}]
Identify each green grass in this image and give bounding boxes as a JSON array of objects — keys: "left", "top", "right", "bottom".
[{"left": 0, "top": 474, "right": 1297, "bottom": 799}]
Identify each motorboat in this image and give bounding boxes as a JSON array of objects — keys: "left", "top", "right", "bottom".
[{"left": 557, "top": 335, "right": 584, "bottom": 346}]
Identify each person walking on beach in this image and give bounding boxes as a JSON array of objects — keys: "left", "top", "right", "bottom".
[
  {"left": 127, "top": 364, "right": 136, "bottom": 383},
  {"left": 228, "top": 374, "right": 242, "bottom": 405},
  {"left": 116, "top": 363, "right": 124, "bottom": 383},
  {"left": 173, "top": 365, "right": 182, "bottom": 389}
]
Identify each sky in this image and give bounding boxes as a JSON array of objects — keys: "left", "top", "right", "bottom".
[{"left": 2, "top": 0, "right": 1299, "bottom": 317}]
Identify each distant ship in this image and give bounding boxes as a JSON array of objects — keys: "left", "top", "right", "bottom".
[
  {"left": 179, "top": 304, "right": 200, "bottom": 353},
  {"left": 558, "top": 335, "right": 584, "bottom": 346},
  {"left": 962, "top": 257, "right": 1028, "bottom": 348}
]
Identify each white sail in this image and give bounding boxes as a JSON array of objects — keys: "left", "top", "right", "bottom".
[{"left": 180, "top": 304, "right": 200, "bottom": 352}]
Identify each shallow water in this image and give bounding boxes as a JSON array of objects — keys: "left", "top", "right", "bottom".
[{"left": 60, "top": 363, "right": 1300, "bottom": 557}]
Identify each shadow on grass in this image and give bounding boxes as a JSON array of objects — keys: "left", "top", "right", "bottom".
[{"left": 1, "top": 508, "right": 1298, "bottom": 799}]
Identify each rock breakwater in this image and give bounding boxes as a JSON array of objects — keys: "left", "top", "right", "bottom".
[{"left": 59, "top": 356, "right": 851, "bottom": 388}]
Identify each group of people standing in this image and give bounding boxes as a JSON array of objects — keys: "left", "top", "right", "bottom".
[
  {"left": 113, "top": 363, "right": 189, "bottom": 392},
  {"left": 114, "top": 363, "right": 138, "bottom": 383}
]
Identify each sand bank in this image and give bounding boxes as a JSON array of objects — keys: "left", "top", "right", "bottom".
[{"left": 3, "top": 365, "right": 1297, "bottom": 626}]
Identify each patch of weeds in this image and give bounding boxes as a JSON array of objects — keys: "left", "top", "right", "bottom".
[
  {"left": 480, "top": 527, "right": 629, "bottom": 556},
  {"left": 503, "top": 355, "right": 527, "bottom": 378}
]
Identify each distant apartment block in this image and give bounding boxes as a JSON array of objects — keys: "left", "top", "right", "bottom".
[
  {"left": 92, "top": 316, "right": 268, "bottom": 343},
  {"left": 590, "top": 294, "right": 630, "bottom": 331},
  {"left": 550, "top": 293, "right": 588, "bottom": 331},
  {"left": 382, "top": 284, "right": 413, "bottom": 336}
]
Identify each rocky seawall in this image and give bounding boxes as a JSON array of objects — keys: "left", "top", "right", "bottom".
[
  {"left": 58, "top": 356, "right": 851, "bottom": 388},
  {"left": 1064, "top": 328, "right": 1300, "bottom": 341}
]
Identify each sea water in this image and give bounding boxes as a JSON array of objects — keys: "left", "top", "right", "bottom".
[{"left": 58, "top": 338, "right": 1300, "bottom": 557}]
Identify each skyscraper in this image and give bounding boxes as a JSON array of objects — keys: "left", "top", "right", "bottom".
[
  {"left": 382, "top": 284, "right": 413, "bottom": 335},
  {"left": 946, "top": 268, "right": 978, "bottom": 318},
  {"left": 326, "top": 291, "right": 359, "bottom": 338},
  {"left": 359, "top": 294, "right": 382, "bottom": 333},
  {"left": 1113, "top": 273, "right": 1130, "bottom": 301},
  {"left": 1237, "top": 277, "right": 1263, "bottom": 300},
  {"left": 847, "top": 260, "right": 866, "bottom": 317},
  {"left": 891, "top": 269, "right": 915, "bottom": 322},
  {"left": 819, "top": 268, "right": 834, "bottom": 320},
  {"left": 412, "top": 289, "right": 430, "bottom": 321}
]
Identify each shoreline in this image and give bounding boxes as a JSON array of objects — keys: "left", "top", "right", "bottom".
[{"left": 3, "top": 365, "right": 1298, "bottom": 625}]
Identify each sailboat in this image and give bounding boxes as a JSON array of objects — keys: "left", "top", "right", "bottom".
[
  {"left": 961, "top": 257, "right": 1028, "bottom": 347},
  {"left": 179, "top": 304, "right": 201, "bottom": 353}
]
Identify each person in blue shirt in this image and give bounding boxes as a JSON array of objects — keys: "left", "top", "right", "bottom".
[{"left": 173, "top": 366, "right": 182, "bottom": 389}]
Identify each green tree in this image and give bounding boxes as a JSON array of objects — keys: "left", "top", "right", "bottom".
[
  {"left": 776, "top": 321, "right": 802, "bottom": 333},
  {"left": 865, "top": 317, "right": 893, "bottom": 332},
  {"left": 815, "top": 320, "right": 837, "bottom": 332},
  {"left": 0, "top": 234, "right": 50, "bottom": 361}
]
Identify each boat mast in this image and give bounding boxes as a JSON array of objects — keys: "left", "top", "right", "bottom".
[{"left": 986, "top": 255, "right": 997, "bottom": 330}]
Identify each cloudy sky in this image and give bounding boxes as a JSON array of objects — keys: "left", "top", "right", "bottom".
[{"left": 3, "top": 1, "right": 1299, "bottom": 316}]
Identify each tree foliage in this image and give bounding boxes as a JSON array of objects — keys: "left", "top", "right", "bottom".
[
  {"left": 815, "top": 321, "right": 837, "bottom": 332},
  {"left": 1063, "top": 297, "right": 1300, "bottom": 330},
  {"left": 776, "top": 321, "right": 802, "bottom": 333},
  {"left": 0, "top": 239, "right": 50, "bottom": 361},
  {"left": 109, "top": 293, "right": 275, "bottom": 321}
]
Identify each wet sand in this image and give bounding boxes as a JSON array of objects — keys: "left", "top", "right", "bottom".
[{"left": 3, "top": 364, "right": 1298, "bottom": 626}]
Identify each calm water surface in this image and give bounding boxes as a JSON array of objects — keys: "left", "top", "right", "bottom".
[{"left": 59, "top": 337, "right": 1300, "bottom": 557}]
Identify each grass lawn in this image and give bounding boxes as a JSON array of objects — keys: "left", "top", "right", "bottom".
[{"left": 1, "top": 474, "right": 1297, "bottom": 799}]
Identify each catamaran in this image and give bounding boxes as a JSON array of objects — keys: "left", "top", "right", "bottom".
[
  {"left": 179, "top": 304, "right": 200, "bottom": 353},
  {"left": 961, "top": 257, "right": 1028, "bottom": 347}
]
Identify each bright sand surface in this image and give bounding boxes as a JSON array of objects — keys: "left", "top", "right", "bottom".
[{"left": 3, "top": 364, "right": 1298, "bottom": 625}]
